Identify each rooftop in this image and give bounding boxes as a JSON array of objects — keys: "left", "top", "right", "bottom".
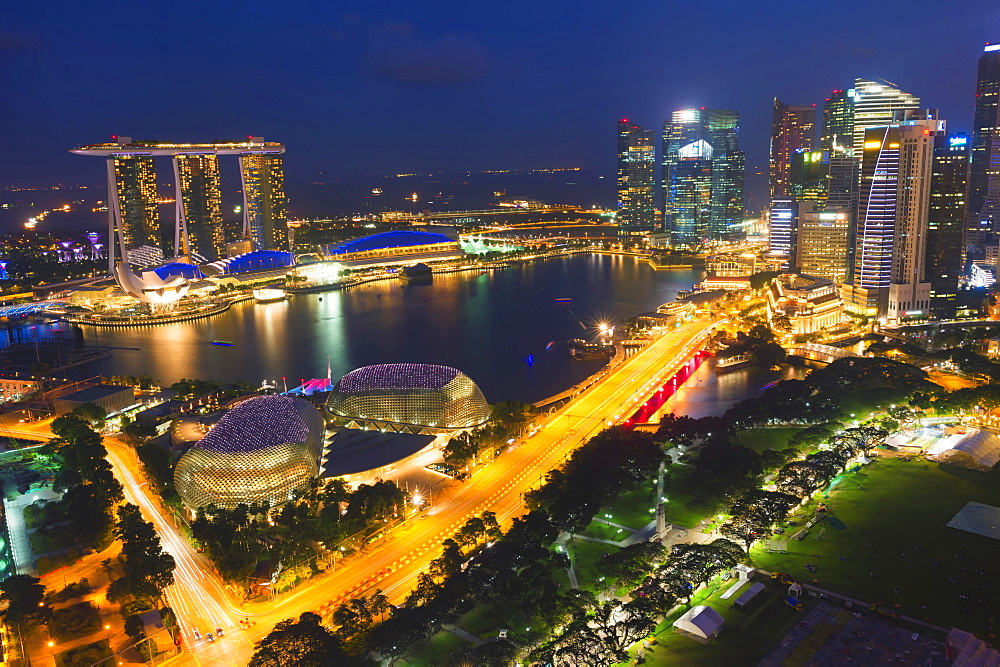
[
  {"left": 196, "top": 395, "right": 314, "bottom": 455},
  {"left": 335, "top": 364, "right": 462, "bottom": 393},
  {"left": 57, "top": 385, "right": 133, "bottom": 403},
  {"left": 322, "top": 429, "right": 436, "bottom": 477}
]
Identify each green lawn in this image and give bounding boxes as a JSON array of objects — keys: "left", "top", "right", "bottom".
[
  {"left": 603, "top": 479, "right": 658, "bottom": 530},
  {"left": 399, "top": 629, "right": 469, "bottom": 666},
  {"left": 730, "top": 427, "right": 805, "bottom": 453},
  {"left": 752, "top": 456, "right": 1000, "bottom": 638},
  {"left": 565, "top": 538, "right": 619, "bottom": 590},
  {"left": 29, "top": 528, "right": 75, "bottom": 555},
  {"left": 662, "top": 466, "right": 711, "bottom": 529},
  {"left": 638, "top": 574, "right": 799, "bottom": 666}
]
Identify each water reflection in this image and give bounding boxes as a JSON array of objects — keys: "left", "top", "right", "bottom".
[{"left": 67, "top": 255, "right": 708, "bottom": 404}]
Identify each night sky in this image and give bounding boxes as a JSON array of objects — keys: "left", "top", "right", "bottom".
[{"left": 1, "top": 0, "right": 998, "bottom": 191}]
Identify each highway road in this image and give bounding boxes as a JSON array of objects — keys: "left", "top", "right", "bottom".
[{"left": 4, "top": 315, "right": 721, "bottom": 665}]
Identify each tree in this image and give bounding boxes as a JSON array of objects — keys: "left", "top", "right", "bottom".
[
  {"left": 123, "top": 421, "right": 157, "bottom": 445},
  {"left": 0, "top": 574, "right": 50, "bottom": 627},
  {"left": 72, "top": 402, "right": 108, "bottom": 427},
  {"left": 115, "top": 504, "right": 175, "bottom": 603},
  {"left": 250, "top": 612, "right": 348, "bottom": 666},
  {"left": 597, "top": 542, "right": 666, "bottom": 589},
  {"left": 554, "top": 601, "right": 655, "bottom": 665},
  {"left": 124, "top": 614, "right": 146, "bottom": 641}
]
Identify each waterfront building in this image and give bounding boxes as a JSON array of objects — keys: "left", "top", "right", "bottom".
[
  {"left": 706, "top": 253, "right": 761, "bottom": 277},
  {"left": 326, "top": 364, "right": 491, "bottom": 434},
  {"left": 616, "top": 119, "right": 657, "bottom": 237},
  {"left": 766, "top": 273, "right": 844, "bottom": 335},
  {"left": 173, "top": 395, "right": 326, "bottom": 511},
  {"left": 241, "top": 150, "right": 289, "bottom": 251},
  {"left": 821, "top": 89, "right": 854, "bottom": 152},
  {"left": 174, "top": 154, "right": 225, "bottom": 260},
  {"left": 111, "top": 155, "right": 162, "bottom": 252},
  {"left": 843, "top": 111, "right": 943, "bottom": 322},
  {"left": 797, "top": 208, "right": 851, "bottom": 285},
  {"left": 927, "top": 134, "right": 971, "bottom": 319},
  {"left": 324, "top": 230, "right": 464, "bottom": 268},
  {"left": 70, "top": 137, "right": 288, "bottom": 270},
  {"left": 969, "top": 43, "right": 1000, "bottom": 250},
  {"left": 53, "top": 384, "right": 136, "bottom": 415},
  {"left": 662, "top": 108, "right": 745, "bottom": 244},
  {"left": 770, "top": 99, "right": 817, "bottom": 199}
]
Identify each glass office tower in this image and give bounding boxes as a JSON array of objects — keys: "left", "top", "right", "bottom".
[
  {"left": 616, "top": 120, "right": 657, "bottom": 237},
  {"left": 662, "top": 108, "right": 745, "bottom": 244}
]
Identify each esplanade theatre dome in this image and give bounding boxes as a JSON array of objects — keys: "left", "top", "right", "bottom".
[
  {"left": 326, "top": 364, "right": 490, "bottom": 433},
  {"left": 173, "top": 395, "right": 326, "bottom": 511}
]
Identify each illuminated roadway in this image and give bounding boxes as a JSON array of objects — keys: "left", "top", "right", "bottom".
[{"left": 4, "top": 315, "right": 721, "bottom": 665}]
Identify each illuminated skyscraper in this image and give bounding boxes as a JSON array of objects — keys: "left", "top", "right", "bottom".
[
  {"left": 927, "top": 133, "right": 970, "bottom": 318},
  {"left": 849, "top": 78, "right": 920, "bottom": 157},
  {"left": 662, "top": 108, "right": 745, "bottom": 244},
  {"left": 969, "top": 43, "right": 1000, "bottom": 248},
  {"left": 844, "top": 111, "right": 943, "bottom": 322},
  {"left": 111, "top": 155, "right": 161, "bottom": 252},
  {"left": 798, "top": 208, "right": 851, "bottom": 284},
  {"left": 241, "top": 149, "right": 289, "bottom": 250},
  {"left": 770, "top": 99, "right": 816, "bottom": 198},
  {"left": 616, "top": 120, "right": 657, "bottom": 236},
  {"left": 174, "top": 154, "right": 225, "bottom": 260},
  {"left": 821, "top": 89, "right": 854, "bottom": 152}
]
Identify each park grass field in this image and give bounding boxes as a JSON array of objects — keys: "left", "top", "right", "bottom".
[
  {"left": 730, "top": 426, "right": 806, "bottom": 453},
  {"left": 635, "top": 574, "right": 799, "bottom": 666},
  {"left": 752, "top": 456, "right": 1000, "bottom": 638}
]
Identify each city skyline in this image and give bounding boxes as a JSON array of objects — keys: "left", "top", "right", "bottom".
[{"left": 0, "top": 1, "right": 996, "bottom": 190}]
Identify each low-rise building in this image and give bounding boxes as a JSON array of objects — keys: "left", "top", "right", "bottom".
[
  {"left": 53, "top": 384, "right": 136, "bottom": 415},
  {"left": 766, "top": 273, "right": 844, "bottom": 335}
]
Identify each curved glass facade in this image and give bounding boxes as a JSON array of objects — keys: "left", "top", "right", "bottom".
[
  {"left": 174, "top": 395, "right": 325, "bottom": 510},
  {"left": 326, "top": 363, "right": 490, "bottom": 433}
]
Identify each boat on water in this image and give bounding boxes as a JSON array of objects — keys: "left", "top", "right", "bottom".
[{"left": 253, "top": 286, "right": 288, "bottom": 303}]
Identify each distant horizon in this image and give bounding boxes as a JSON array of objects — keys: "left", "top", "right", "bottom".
[{"left": 1, "top": 0, "right": 996, "bottom": 190}]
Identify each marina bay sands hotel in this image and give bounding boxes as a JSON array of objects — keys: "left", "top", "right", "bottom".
[{"left": 71, "top": 137, "right": 288, "bottom": 265}]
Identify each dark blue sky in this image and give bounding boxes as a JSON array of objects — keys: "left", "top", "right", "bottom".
[{"left": 1, "top": 0, "right": 998, "bottom": 189}]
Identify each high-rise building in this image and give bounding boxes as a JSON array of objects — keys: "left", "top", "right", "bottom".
[
  {"left": 616, "top": 120, "right": 657, "bottom": 237},
  {"left": 770, "top": 99, "right": 817, "bottom": 198},
  {"left": 849, "top": 78, "right": 920, "bottom": 157},
  {"left": 662, "top": 108, "right": 745, "bottom": 244},
  {"left": 241, "top": 150, "right": 289, "bottom": 250},
  {"left": 789, "top": 149, "right": 830, "bottom": 202},
  {"left": 821, "top": 89, "right": 854, "bottom": 152},
  {"left": 768, "top": 197, "right": 805, "bottom": 267},
  {"left": 174, "top": 154, "right": 225, "bottom": 260},
  {"left": 969, "top": 43, "right": 1000, "bottom": 249},
  {"left": 798, "top": 208, "right": 851, "bottom": 284},
  {"left": 826, "top": 152, "right": 859, "bottom": 212},
  {"left": 844, "top": 111, "right": 944, "bottom": 322},
  {"left": 927, "top": 133, "right": 970, "bottom": 318},
  {"left": 111, "top": 155, "right": 161, "bottom": 252}
]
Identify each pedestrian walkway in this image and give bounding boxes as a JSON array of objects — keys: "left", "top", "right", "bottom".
[
  {"left": 593, "top": 517, "right": 637, "bottom": 533},
  {"left": 441, "top": 623, "right": 482, "bottom": 646}
]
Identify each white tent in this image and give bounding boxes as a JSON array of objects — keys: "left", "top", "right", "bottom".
[
  {"left": 672, "top": 605, "right": 725, "bottom": 641},
  {"left": 927, "top": 429, "right": 1000, "bottom": 471}
]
